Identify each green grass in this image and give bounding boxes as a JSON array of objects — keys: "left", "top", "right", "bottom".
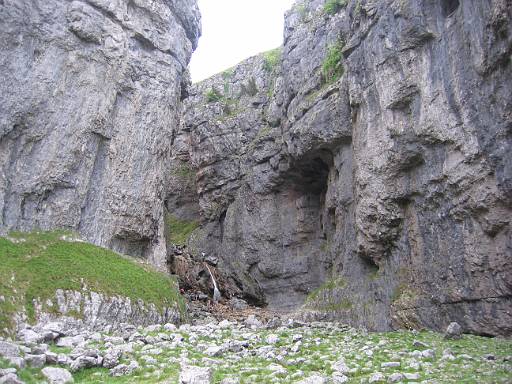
[
  {"left": 322, "top": 40, "right": 344, "bottom": 84},
  {"left": 165, "top": 214, "right": 199, "bottom": 246},
  {"left": 306, "top": 277, "right": 347, "bottom": 302},
  {"left": 3, "top": 323, "right": 510, "bottom": 383},
  {"left": 0, "top": 231, "right": 185, "bottom": 335},
  {"left": 262, "top": 48, "right": 282, "bottom": 73},
  {"left": 323, "top": 0, "right": 347, "bottom": 15},
  {"left": 205, "top": 87, "right": 223, "bottom": 103}
]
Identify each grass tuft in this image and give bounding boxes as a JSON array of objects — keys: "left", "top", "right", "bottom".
[
  {"left": 165, "top": 214, "right": 199, "bottom": 247},
  {"left": 323, "top": 0, "right": 347, "bottom": 15},
  {"left": 262, "top": 48, "right": 282, "bottom": 73},
  {"left": 322, "top": 40, "right": 344, "bottom": 84},
  {"left": 205, "top": 87, "right": 223, "bottom": 103}
]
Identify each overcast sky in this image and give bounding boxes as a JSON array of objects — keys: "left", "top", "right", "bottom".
[{"left": 189, "top": 0, "right": 296, "bottom": 83}]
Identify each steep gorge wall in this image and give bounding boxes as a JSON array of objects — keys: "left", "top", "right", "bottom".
[
  {"left": 0, "top": 0, "right": 200, "bottom": 269},
  {"left": 181, "top": 0, "right": 512, "bottom": 336}
]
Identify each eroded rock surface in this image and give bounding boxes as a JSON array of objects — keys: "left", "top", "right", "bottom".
[
  {"left": 0, "top": 0, "right": 200, "bottom": 269},
  {"left": 181, "top": 0, "right": 512, "bottom": 336}
]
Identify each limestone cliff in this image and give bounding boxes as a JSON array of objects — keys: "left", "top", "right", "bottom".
[
  {"left": 181, "top": 0, "right": 512, "bottom": 336},
  {"left": 1, "top": 0, "right": 510, "bottom": 337},
  {"left": 0, "top": 0, "right": 200, "bottom": 269}
]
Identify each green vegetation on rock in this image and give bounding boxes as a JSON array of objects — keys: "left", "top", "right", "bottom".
[
  {"left": 295, "top": 2, "right": 310, "bottom": 22},
  {"left": 323, "top": 0, "right": 347, "bottom": 15},
  {"left": 322, "top": 40, "right": 344, "bottom": 84},
  {"left": 240, "top": 77, "right": 258, "bottom": 97},
  {"left": 3, "top": 322, "right": 511, "bottom": 383},
  {"left": 165, "top": 214, "right": 199, "bottom": 246},
  {"left": 205, "top": 86, "right": 223, "bottom": 103},
  {"left": 262, "top": 48, "right": 282, "bottom": 73},
  {"left": 0, "top": 231, "right": 185, "bottom": 335}
]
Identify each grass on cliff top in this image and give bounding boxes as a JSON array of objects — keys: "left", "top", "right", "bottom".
[{"left": 0, "top": 231, "right": 185, "bottom": 335}]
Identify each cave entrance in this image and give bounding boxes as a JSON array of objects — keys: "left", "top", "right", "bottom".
[
  {"left": 255, "top": 151, "right": 334, "bottom": 309},
  {"left": 286, "top": 155, "right": 331, "bottom": 195}
]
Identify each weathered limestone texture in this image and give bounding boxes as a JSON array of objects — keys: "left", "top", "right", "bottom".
[
  {"left": 27, "top": 289, "right": 182, "bottom": 330},
  {"left": 0, "top": 0, "right": 200, "bottom": 269},
  {"left": 182, "top": 0, "right": 511, "bottom": 336}
]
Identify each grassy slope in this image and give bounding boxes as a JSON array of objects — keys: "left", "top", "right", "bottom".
[{"left": 0, "top": 231, "right": 185, "bottom": 334}]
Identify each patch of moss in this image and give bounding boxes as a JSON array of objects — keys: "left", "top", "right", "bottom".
[
  {"left": 322, "top": 40, "right": 344, "bottom": 84},
  {"left": 262, "top": 47, "right": 282, "bottom": 73},
  {"left": 391, "top": 283, "right": 418, "bottom": 309},
  {"left": 165, "top": 214, "right": 199, "bottom": 247},
  {"left": 0, "top": 231, "right": 185, "bottom": 336},
  {"left": 306, "top": 277, "right": 347, "bottom": 303},
  {"left": 171, "top": 164, "right": 196, "bottom": 190},
  {"left": 323, "top": 0, "right": 347, "bottom": 15}
]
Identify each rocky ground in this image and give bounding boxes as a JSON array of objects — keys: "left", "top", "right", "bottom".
[{"left": 0, "top": 303, "right": 511, "bottom": 384}]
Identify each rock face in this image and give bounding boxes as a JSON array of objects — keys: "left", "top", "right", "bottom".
[
  {"left": 1, "top": 0, "right": 510, "bottom": 338},
  {"left": 0, "top": 0, "right": 200, "bottom": 269},
  {"left": 33, "top": 289, "right": 182, "bottom": 330},
  {"left": 181, "top": 0, "right": 512, "bottom": 336}
]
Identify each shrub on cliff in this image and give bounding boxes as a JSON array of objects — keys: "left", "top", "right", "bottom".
[
  {"left": 323, "top": 0, "right": 347, "bottom": 15},
  {"left": 205, "top": 86, "right": 223, "bottom": 103},
  {"left": 322, "top": 40, "right": 344, "bottom": 84}
]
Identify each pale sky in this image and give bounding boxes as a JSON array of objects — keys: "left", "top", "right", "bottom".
[{"left": 189, "top": 0, "right": 296, "bottom": 83}]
